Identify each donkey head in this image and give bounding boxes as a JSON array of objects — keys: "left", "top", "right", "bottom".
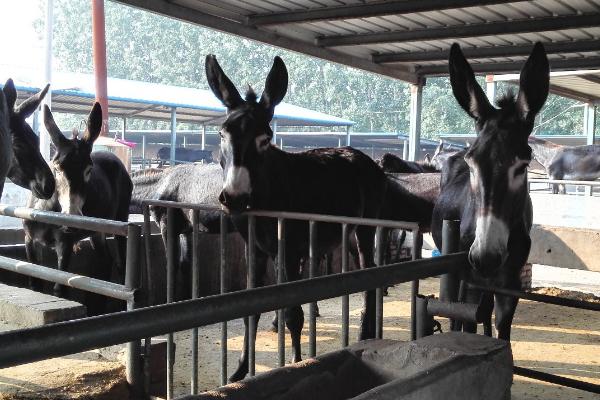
[
  {"left": 205, "top": 55, "right": 288, "bottom": 212},
  {"left": 449, "top": 42, "right": 548, "bottom": 276},
  {"left": 2, "top": 79, "right": 55, "bottom": 199},
  {"left": 44, "top": 103, "right": 102, "bottom": 215}
]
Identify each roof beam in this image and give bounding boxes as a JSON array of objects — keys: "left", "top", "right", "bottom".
[
  {"left": 417, "top": 57, "right": 600, "bottom": 76},
  {"left": 246, "top": 0, "right": 522, "bottom": 26},
  {"left": 112, "top": 0, "right": 419, "bottom": 84},
  {"left": 373, "top": 40, "right": 600, "bottom": 64},
  {"left": 548, "top": 84, "right": 598, "bottom": 103},
  {"left": 316, "top": 13, "right": 600, "bottom": 47},
  {"left": 580, "top": 74, "right": 600, "bottom": 85}
]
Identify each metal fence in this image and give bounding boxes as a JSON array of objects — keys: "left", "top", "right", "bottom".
[
  {"left": 528, "top": 178, "right": 600, "bottom": 195},
  {"left": 141, "top": 199, "right": 425, "bottom": 399},
  {"left": 0, "top": 204, "right": 144, "bottom": 396}
]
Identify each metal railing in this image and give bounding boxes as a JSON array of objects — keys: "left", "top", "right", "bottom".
[
  {"left": 528, "top": 178, "right": 600, "bottom": 195},
  {"left": 0, "top": 204, "right": 144, "bottom": 396},
  {"left": 141, "top": 199, "right": 424, "bottom": 399},
  {"left": 0, "top": 247, "right": 465, "bottom": 398}
]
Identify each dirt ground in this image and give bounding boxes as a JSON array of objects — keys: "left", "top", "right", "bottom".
[{"left": 0, "top": 279, "right": 598, "bottom": 399}]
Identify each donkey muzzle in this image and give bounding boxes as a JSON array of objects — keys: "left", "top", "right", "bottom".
[{"left": 219, "top": 190, "right": 250, "bottom": 213}]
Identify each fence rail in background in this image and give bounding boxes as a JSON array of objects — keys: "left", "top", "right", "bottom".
[
  {"left": 528, "top": 178, "right": 600, "bottom": 195},
  {"left": 0, "top": 204, "right": 144, "bottom": 396},
  {"left": 141, "top": 199, "right": 423, "bottom": 398}
]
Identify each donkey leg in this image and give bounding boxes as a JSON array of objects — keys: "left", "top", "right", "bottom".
[
  {"left": 53, "top": 238, "right": 73, "bottom": 298},
  {"left": 230, "top": 247, "right": 269, "bottom": 382},
  {"left": 494, "top": 277, "right": 520, "bottom": 340},
  {"left": 229, "top": 313, "right": 262, "bottom": 382},
  {"left": 284, "top": 254, "right": 304, "bottom": 363},
  {"left": 481, "top": 293, "right": 495, "bottom": 337},
  {"left": 25, "top": 237, "right": 43, "bottom": 292},
  {"left": 355, "top": 225, "right": 376, "bottom": 341}
]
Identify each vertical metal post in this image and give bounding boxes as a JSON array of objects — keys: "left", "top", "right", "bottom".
[
  {"left": 142, "top": 135, "right": 146, "bottom": 169},
  {"left": 402, "top": 140, "right": 409, "bottom": 160},
  {"left": 166, "top": 207, "right": 176, "bottom": 400},
  {"left": 341, "top": 223, "right": 349, "bottom": 347},
  {"left": 170, "top": 107, "right": 177, "bottom": 166},
  {"left": 486, "top": 75, "right": 496, "bottom": 105},
  {"left": 92, "top": 0, "right": 109, "bottom": 135},
  {"left": 201, "top": 124, "right": 206, "bottom": 150},
  {"left": 125, "top": 224, "right": 143, "bottom": 397},
  {"left": 410, "top": 229, "right": 422, "bottom": 341},
  {"left": 183, "top": 135, "right": 187, "bottom": 148},
  {"left": 375, "top": 227, "right": 384, "bottom": 339},
  {"left": 40, "top": 0, "right": 53, "bottom": 160},
  {"left": 408, "top": 80, "right": 424, "bottom": 161},
  {"left": 338, "top": 137, "right": 342, "bottom": 147},
  {"left": 346, "top": 126, "right": 351, "bottom": 146},
  {"left": 440, "top": 220, "right": 461, "bottom": 302},
  {"left": 584, "top": 104, "right": 596, "bottom": 195},
  {"left": 190, "top": 210, "right": 200, "bottom": 394},
  {"left": 277, "top": 218, "right": 286, "bottom": 367},
  {"left": 247, "top": 216, "right": 257, "bottom": 376},
  {"left": 121, "top": 117, "right": 126, "bottom": 140},
  {"left": 308, "top": 221, "right": 317, "bottom": 358},
  {"left": 415, "top": 295, "right": 434, "bottom": 339},
  {"left": 219, "top": 213, "right": 228, "bottom": 386},
  {"left": 142, "top": 205, "right": 153, "bottom": 395},
  {"left": 272, "top": 118, "right": 278, "bottom": 144}
]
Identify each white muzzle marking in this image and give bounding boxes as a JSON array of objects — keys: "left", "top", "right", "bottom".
[
  {"left": 223, "top": 165, "right": 251, "bottom": 196},
  {"left": 473, "top": 214, "right": 509, "bottom": 257}
]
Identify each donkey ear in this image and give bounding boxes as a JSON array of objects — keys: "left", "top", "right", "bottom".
[
  {"left": 424, "top": 153, "right": 431, "bottom": 164},
  {"left": 205, "top": 55, "right": 243, "bottom": 110},
  {"left": 3, "top": 79, "right": 17, "bottom": 111},
  {"left": 83, "top": 102, "right": 103, "bottom": 145},
  {"left": 449, "top": 43, "right": 494, "bottom": 121},
  {"left": 434, "top": 140, "right": 443, "bottom": 157},
  {"left": 259, "top": 56, "right": 288, "bottom": 117},
  {"left": 43, "top": 105, "right": 70, "bottom": 151},
  {"left": 16, "top": 84, "right": 49, "bottom": 119},
  {"left": 516, "top": 42, "right": 549, "bottom": 123}
]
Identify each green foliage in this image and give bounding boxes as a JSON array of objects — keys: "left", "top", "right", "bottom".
[{"left": 38, "top": 0, "right": 585, "bottom": 137}]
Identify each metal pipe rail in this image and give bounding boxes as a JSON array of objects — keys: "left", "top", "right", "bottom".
[
  {"left": 0, "top": 252, "right": 466, "bottom": 369},
  {"left": 0, "top": 256, "right": 134, "bottom": 301},
  {"left": 528, "top": 178, "right": 600, "bottom": 187},
  {"left": 467, "top": 284, "right": 600, "bottom": 394},
  {"left": 142, "top": 198, "right": 423, "bottom": 397},
  {"left": 142, "top": 199, "right": 420, "bottom": 231},
  {"left": 0, "top": 204, "right": 129, "bottom": 236}
]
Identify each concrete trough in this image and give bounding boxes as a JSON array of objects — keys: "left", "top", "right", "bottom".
[{"left": 183, "top": 333, "right": 513, "bottom": 400}]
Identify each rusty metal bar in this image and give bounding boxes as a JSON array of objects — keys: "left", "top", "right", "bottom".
[
  {"left": 219, "top": 213, "right": 228, "bottom": 386},
  {"left": 191, "top": 210, "right": 200, "bottom": 394},
  {"left": 375, "top": 227, "right": 384, "bottom": 339},
  {"left": 166, "top": 207, "right": 176, "bottom": 400},
  {"left": 341, "top": 223, "right": 349, "bottom": 347},
  {"left": 277, "top": 218, "right": 286, "bottom": 367},
  {"left": 247, "top": 215, "right": 257, "bottom": 376},
  {"left": 308, "top": 220, "right": 317, "bottom": 358}
]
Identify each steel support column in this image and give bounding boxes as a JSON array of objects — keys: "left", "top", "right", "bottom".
[
  {"left": 272, "top": 118, "right": 278, "bottom": 144},
  {"left": 408, "top": 82, "right": 423, "bottom": 161},
  {"left": 170, "top": 107, "right": 177, "bottom": 165},
  {"left": 201, "top": 124, "right": 206, "bottom": 150},
  {"left": 346, "top": 125, "right": 351, "bottom": 146},
  {"left": 486, "top": 75, "right": 496, "bottom": 105},
  {"left": 40, "top": 0, "right": 53, "bottom": 160},
  {"left": 121, "top": 117, "right": 126, "bottom": 140},
  {"left": 92, "top": 0, "right": 109, "bottom": 134},
  {"left": 584, "top": 103, "right": 596, "bottom": 145}
]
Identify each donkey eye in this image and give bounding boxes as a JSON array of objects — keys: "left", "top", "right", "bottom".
[{"left": 515, "top": 164, "right": 528, "bottom": 176}]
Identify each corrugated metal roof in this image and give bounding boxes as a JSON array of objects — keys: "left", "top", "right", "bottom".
[
  {"left": 493, "top": 69, "right": 600, "bottom": 102},
  {"left": 115, "top": 0, "right": 600, "bottom": 83},
  {"left": 1, "top": 71, "right": 353, "bottom": 127}
]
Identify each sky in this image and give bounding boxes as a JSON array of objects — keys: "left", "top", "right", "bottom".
[{"left": 0, "top": 1, "right": 46, "bottom": 80}]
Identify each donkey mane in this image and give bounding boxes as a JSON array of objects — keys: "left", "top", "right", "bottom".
[
  {"left": 495, "top": 91, "right": 517, "bottom": 111},
  {"left": 245, "top": 86, "right": 258, "bottom": 102}
]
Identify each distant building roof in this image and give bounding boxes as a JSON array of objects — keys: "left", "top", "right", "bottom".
[
  {"left": 1, "top": 71, "right": 354, "bottom": 127},
  {"left": 439, "top": 133, "right": 592, "bottom": 147}
]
